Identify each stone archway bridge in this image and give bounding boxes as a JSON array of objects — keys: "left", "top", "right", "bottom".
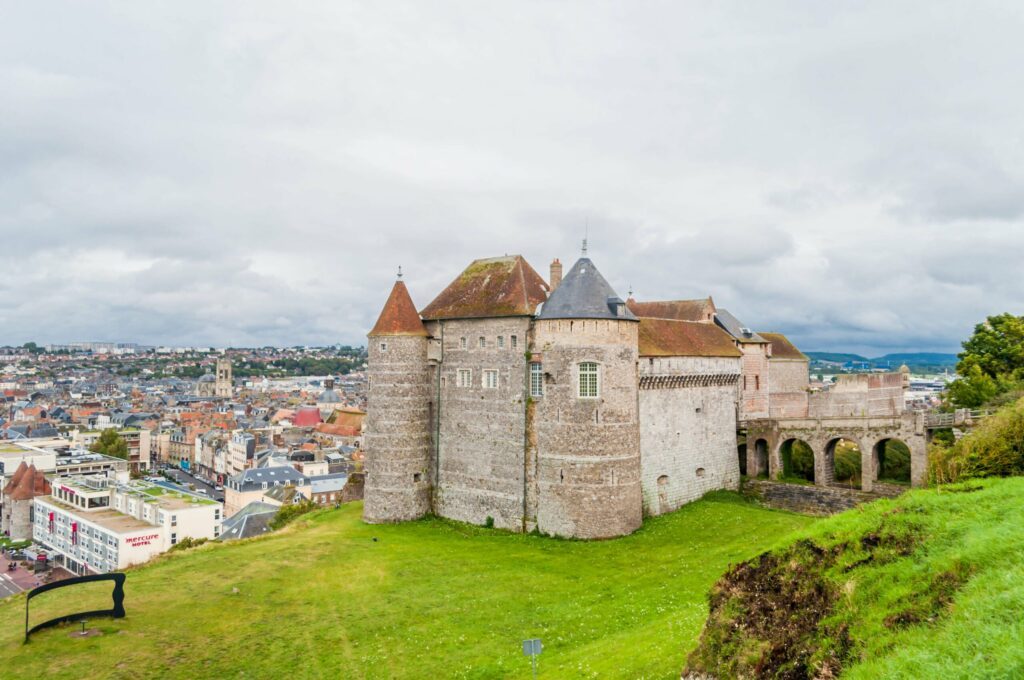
[{"left": 743, "top": 412, "right": 936, "bottom": 492}]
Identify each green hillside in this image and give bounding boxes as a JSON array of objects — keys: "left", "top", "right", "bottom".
[
  {"left": 804, "top": 352, "right": 868, "bottom": 364},
  {"left": 685, "top": 477, "right": 1024, "bottom": 679},
  {"left": 0, "top": 494, "right": 811, "bottom": 679}
]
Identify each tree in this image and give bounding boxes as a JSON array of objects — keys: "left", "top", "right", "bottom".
[
  {"left": 90, "top": 428, "right": 129, "bottom": 460},
  {"left": 948, "top": 314, "right": 1024, "bottom": 408},
  {"left": 958, "top": 313, "right": 1024, "bottom": 380}
]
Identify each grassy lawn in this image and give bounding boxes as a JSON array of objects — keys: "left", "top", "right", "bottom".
[
  {"left": 686, "top": 477, "right": 1024, "bottom": 679},
  {"left": 0, "top": 493, "right": 811, "bottom": 679}
]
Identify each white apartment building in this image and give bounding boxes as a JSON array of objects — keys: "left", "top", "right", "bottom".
[{"left": 34, "top": 477, "right": 222, "bottom": 575}]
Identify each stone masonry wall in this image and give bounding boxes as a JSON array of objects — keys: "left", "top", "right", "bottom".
[
  {"left": 363, "top": 335, "right": 433, "bottom": 523},
  {"left": 742, "top": 479, "right": 897, "bottom": 516},
  {"left": 738, "top": 344, "right": 769, "bottom": 421},
  {"left": 533, "top": 318, "right": 642, "bottom": 539},
  {"left": 638, "top": 356, "right": 741, "bottom": 516},
  {"left": 429, "top": 317, "right": 532, "bottom": 531},
  {"left": 768, "top": 359, "right": 810, "bottom": 418}
]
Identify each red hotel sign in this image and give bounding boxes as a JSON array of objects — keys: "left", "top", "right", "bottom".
[{"left": 124, "top": 533, "right": 160, "bottom": 547}]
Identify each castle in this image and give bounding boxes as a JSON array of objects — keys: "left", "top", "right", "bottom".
[{"left": 363, "top": 252, "right": 813, "bottom": 539}]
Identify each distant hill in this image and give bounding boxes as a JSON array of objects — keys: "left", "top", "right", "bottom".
[
  {"left": 804, "top": 352, "right": 869, "bottom": 364},
  {"left": 873, "top": 352, "right": 958, "bottom": 366},
  {"left": 805, "top": 351, "right": 958, "bottom": 369}
]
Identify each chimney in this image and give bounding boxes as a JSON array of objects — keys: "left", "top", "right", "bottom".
[{"left": 549, "top": 258, "right": 563, "bottom": 290}]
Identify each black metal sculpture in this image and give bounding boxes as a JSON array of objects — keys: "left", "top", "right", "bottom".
[{"left": 24, "top": 572, "right": 126, "bottom": 642}]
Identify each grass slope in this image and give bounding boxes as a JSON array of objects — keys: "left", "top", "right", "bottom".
[
  {"left": 685, "top": 477, "right": 1024, "bottom": 679},
  {"left": 0, "top": 493, "right": 810, "bottom": 679}
]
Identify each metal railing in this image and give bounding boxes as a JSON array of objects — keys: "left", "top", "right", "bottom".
[{"left": 924, "top": 409, "right": 993, "bottom": 428}]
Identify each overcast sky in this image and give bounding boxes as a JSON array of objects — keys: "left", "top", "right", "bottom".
[{"left": 2, "top": 2, "right": 1022, "bottom": 355}]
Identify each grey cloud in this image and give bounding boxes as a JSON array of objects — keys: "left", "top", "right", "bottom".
[{"left": 1, "top": 1, "right": 1022, "bottom": 354}]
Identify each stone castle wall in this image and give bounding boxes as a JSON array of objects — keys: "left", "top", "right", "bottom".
[
  {"left": 533, "top": 318, "right": 642, "bottom": 539},
  {"left": 362, "top": 335, "right": 433, "bottom": 523},
  {"left": 427, "top": 317, "right": 532, "bottom": 531},
  {"left": 738, "top": 344, "right": 769, "bottom": 421},
  {"left": 638, "top": 356, "right": 741, "bottom": 516},
  {"left": 768, "top": 359, "right": 810, "bottom": 418}
]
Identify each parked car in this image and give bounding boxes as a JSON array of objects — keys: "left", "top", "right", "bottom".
[{"left": 214, "top": 485, "right": 224, "bottom": 491}]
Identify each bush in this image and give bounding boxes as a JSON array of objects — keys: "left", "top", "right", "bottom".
[
  {"left": 879, "top": 440, "right": 911, "bottom": 482},
  {"left": 782, "top": 440, "right": 815, "bottom": 482},
  {"left": 930, "top": 397, "right": 1024, "bottom": 484},
  {"left": 169, "top": 536, "right": 209, "bottom": 552},
  {"left": 270, "top": 499, "right": 320, "bottom": 530}
]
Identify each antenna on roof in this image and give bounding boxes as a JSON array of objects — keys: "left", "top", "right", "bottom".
[
  {"left": 628, "top": 284, "right": 633, "bottom": 298},
  {"left": 582, "top": 221, "right": 589, "bottom": 256},
  {"left": 397, "top": 265, "right": 403, "bottom": 280}
]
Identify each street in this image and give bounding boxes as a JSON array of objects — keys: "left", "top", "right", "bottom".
[{"left": 160, "top": 468, "right": 225, "bottom": 503}]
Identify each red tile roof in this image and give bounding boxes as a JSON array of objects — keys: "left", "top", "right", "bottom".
[
  {"left": 760, "top": 332, "right": 808, "bottom": 361},
  {"left": 638, "top": 318, "right": 741, "bottom": 357},
  {"left": 292, "top": 407, "right": 323, "bottom": 428},
  {"left": 369, "top": 280, "right": 428, "bottom": 337},
  {"left": 316, "top": 423, "right": 361, "bottom": 437},
  {"left": 6, "top": 464, "right": 50, "bottom": 501},
  {"left": 420, "top": 255, "right": 549, "bottom": 320},
  {"left": 627, "top": 297, "right": 716, "bottom": 322}
]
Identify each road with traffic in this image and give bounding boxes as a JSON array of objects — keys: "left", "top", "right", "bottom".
[{"left": 160, "top": 468, "right": 225, "bottom": 503}]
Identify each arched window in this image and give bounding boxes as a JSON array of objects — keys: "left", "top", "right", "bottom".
[{"left": 578, "top": 362, "right": 599, "bottom": 398}]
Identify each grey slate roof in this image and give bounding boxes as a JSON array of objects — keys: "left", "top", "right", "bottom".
[
  {"left": 227, "top": 465, "right": 308, "bottom": 492},
  {"left": 310, "top": 473, "right": 348, "bottom": 494},
  {"left": 714, "top": 309, "right": 767, "bottom": 344},
  {"left": 218, "top": 502, "right": 278, "bottom": 541},
  {"left": 536, "top": 258, "right": 637, "bottom": 321}
]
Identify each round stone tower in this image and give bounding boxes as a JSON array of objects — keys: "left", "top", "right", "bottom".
[
  {"left": 533, "top": 257, "right": 642, "bottom": 539},
  {"left": 363, "top": 275, "right": 433, "bottom": 523}
]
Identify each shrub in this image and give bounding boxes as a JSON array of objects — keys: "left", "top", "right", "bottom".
[
  {"left": 270, "top": 499, "right": 320, "bottom": 530},
  {"left": 169, "top": 536, "right": 209, "bottom": 552},
  {"left": 930, "top": 397, "right": 1024, "bottom": 484},
  {"left": 782, "top": 440, "right": 816, "bottom": 482},
  {"left": 484, "top": 516, "right": 494, "bottom": 528}
]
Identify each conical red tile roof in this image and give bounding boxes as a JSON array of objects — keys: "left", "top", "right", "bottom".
[
  {"left": 369, "top": 280, "right": 428, "bottom": 337},
  {"left": 3, "top": 461, "right": 29, "bottom": 495},
  {"left": 9, "top": 464, "right": 50, "bottom": 501}
]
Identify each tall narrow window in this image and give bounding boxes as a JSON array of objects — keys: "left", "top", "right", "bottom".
[
  {"left": 578, "top": 362, "right": 599, "bottom": 398},
  {"left": 379, "top": 342, "right": 387, "bottom": 352},
  {"left": 457, "top": 369, "right": 472, "bottom": 387},
  {"left": 755, "top": 375, "right": 760, "bottom": 390},
  {"left": 483, "top": 369, "right": 499, "bottom": 389},
  {"left": 510, "top": 335, "right": 518, "bottom": 349},
  {"left": 460, "top": 337, "right": 467, "bottom": 349},
  {"left": 478, "top": 337, "right": 486, "bottom": 348},
  {"left": 530, "top": 363, "right": 543, "bottom": 397},
  {"left": 497, "top": 336, "right": 505, "bottom": 349}
]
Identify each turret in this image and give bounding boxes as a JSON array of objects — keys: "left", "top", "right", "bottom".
[
  {"left": 532, "top": 256, "right": 642, "bottom": 539},
  {"left": 363, "top": 274, "right": 433, "bottom": 523}
]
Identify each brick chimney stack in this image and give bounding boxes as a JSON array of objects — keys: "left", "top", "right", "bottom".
[{"left": 549, "top": 258, "right": 563, "bottom": 290}]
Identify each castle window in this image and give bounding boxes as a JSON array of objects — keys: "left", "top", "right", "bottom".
[
  {"left": 379, "top": 342, "right": 387, "bottom": 353},
  {"left": 497, "top": 336, "right": 505, "bottom": 349},
  {"left": 511, "top": 335, "right": 518, "bottom": 349},
  {"left": 530, "top": 363, "right": 543, "bottom": 397},
  {"left": 478, "top": 337, "right": 486, "bottom": 348},
  {"left": 483, "top": 370, "right": 499, "bottom": 389},
  {"left": 460, "top": 337, "right": 467, "bottom": 349},
  {"left": 578, "top": 362, "right": 599, "bottom": 398},
  {"left": 755, "top": 375, "right": 760, "bottom": 390},
  {"left": 457, "top": 369, "right": 472, "bottom": 387}
]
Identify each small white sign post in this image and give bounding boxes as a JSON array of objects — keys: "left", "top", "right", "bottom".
[{"left": 522, "top": 638, "right": 542, "bottom": 679}]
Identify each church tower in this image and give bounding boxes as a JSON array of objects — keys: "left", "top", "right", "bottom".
[
  {"left": 214, "top": 358, "right": 233, "bottom": 398},
  {"left": 532, "top": 256, "right": 642, "bottom": 539},
  {"left": 363, "top": 273, "right": 433, "bottom": 523}
]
